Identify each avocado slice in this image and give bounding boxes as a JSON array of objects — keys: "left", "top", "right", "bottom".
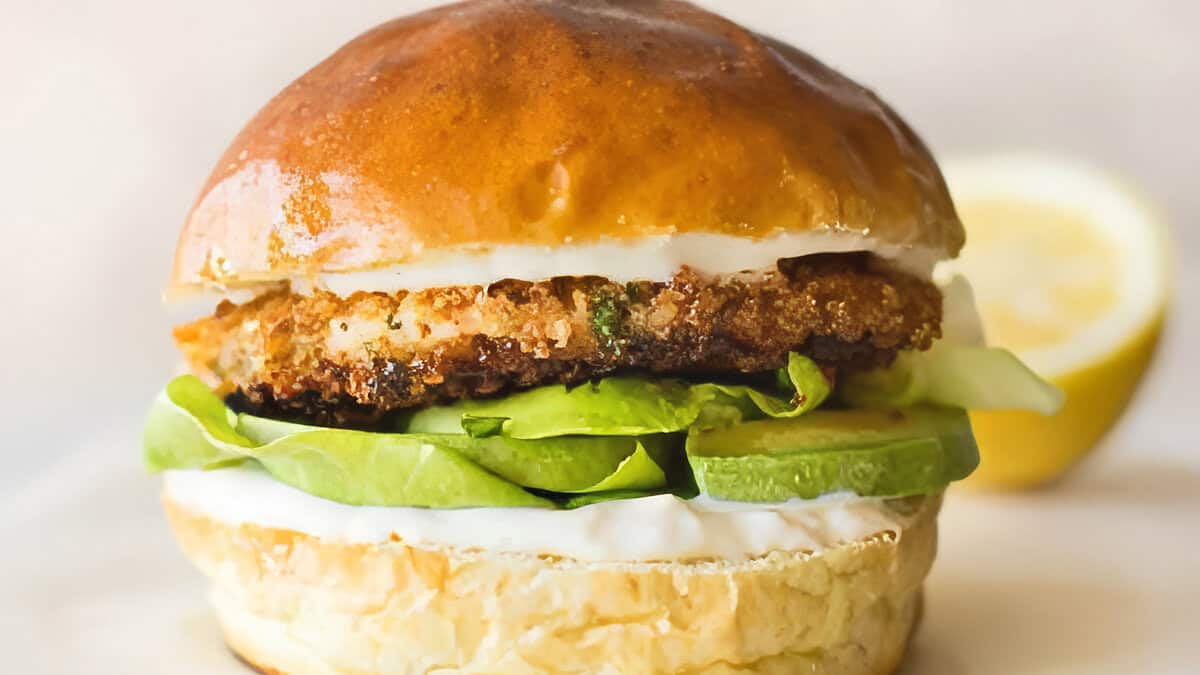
[{"left": 686, "top": 406, "right": 978, "bottom": 501}]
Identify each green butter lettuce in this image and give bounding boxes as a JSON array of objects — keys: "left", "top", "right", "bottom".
[
  {"left": 839, "top": 344, "right": 1065, "bottom": 414},
  {"left": 406, "top": 352, "right": 831, "bottom": 439},
  {"left": 145, "top": 376, "right": 673, "bottom": 508},
  {"left": 686, "top": 406, "right": 979, "bottom": 500}
]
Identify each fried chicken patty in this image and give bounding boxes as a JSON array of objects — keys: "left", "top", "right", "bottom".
[{"left": 175, "top": 253, "right": 941, "bottom": 426}]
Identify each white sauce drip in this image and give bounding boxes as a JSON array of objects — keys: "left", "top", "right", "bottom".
[{"left": 164, "top": 466, "right": 914, "bottom": 563}]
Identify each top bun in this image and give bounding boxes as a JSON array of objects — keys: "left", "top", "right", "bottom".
[{"left": 170, "top": 0, "right": 963, "bottom": 295}]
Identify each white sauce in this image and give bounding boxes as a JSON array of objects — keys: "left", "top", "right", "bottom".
[
  {"left": 313, "top": 232, "right": 937, "bottom": 297},
  {"left": 164, "top": 466, "right": 914, "bottom": 562},
  {"left": 167, "top": 231, "right": 939, "bottom": 319}
]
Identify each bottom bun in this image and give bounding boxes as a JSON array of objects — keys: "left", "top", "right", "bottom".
[{"left": 164, "top": 492, "right": 940, "bottom": 675}]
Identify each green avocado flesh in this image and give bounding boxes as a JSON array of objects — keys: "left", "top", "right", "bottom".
[
  {"left": 686, "top": 407, "right": 979, "bottom": 501},
  {"left": 143, "top": 345, "right": 1050, "bottom": 508}
]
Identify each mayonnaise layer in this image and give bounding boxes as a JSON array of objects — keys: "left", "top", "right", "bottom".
[
  {"left": 313, "top": 231, "right": 937, "bottom": 297},
  {"left": 168, "top": 231, "right": 940, "bottom": 320},
  {"left": 163, "top": 466, "right": 914, "bottom": 562}
]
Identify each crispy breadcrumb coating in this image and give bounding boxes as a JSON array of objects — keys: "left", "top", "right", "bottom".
[{"left": 175, "top": 254, "right": 941, "bottom": 426}]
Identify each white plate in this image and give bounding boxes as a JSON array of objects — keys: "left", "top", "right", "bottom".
[{"left": 4, "top": 430, "right": 1197, "bottom": 674}]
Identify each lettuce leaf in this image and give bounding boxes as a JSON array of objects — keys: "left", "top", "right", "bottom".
[
  {"left": 406, "top": 352, "right": 831, "bottom": 439},
  {"left": 839, "top": 275, "right": 1064, "bottom": 414},
  {"left": 144, "top": 376, "right": 673, "bottom": 508},
  {"left": 839, "top": 344, "right": 1065, "bottom": 414}
]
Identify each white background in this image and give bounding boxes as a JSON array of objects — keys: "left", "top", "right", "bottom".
[{"left": 1, "top": 2, "right": 1197, "bottom": 673}]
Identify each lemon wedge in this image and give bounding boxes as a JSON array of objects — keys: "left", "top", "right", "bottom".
[{"left": 940, "top": 154, "right": 1170, "bottom": 490}]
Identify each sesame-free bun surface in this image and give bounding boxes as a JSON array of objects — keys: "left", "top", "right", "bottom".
[
  {"left": 170, "top": 0, "right": 963, "bottom": 295},
  {"left": 164, "top": 492, "right": 939, "bottom": 674}
]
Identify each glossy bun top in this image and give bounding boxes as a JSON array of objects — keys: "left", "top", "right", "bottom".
[{"left": 170, "top": 0, "right": 963, "bottom": 294}]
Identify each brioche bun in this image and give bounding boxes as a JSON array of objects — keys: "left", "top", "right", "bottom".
[
  {"left": 163, "top": 492, "right": 939, "bottom": 674},
  {"left": 169, "top": 0, "right": 962, "bottom": 296},
  {"left": 161, "top": 3, "right": 957, "bottom": 673}
]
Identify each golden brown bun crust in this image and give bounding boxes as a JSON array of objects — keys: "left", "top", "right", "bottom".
[
  {"left": 164, "top": 492, "right": 939, "bottom": 674},
  {"left": 171, "top": 0, "right": 962, "bottom": 293}
]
